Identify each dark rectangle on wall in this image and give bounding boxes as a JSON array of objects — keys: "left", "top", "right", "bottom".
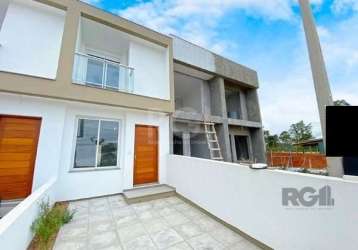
[{"left": 326, "top": 106, "right": 358, "bottom": 157}]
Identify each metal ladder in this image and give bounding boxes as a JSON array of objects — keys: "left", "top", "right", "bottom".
[{"left": 204, "top": 122, "right": 223, "bottom": 161}]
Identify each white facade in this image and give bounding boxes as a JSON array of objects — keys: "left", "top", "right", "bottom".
[
  {"left": 0, "top": 93, "right": 170, "bottom": 201},
  {"left": 128, "top": 40, "right": 170, "bottom": 100},
  {"left": 0, "top": 1, "right": 171, "bottom": 101},
  {"left": 0, "top": 0, "right": 65, "bottom": 79},
  {"left": 56, "top": 102, "right": 169, "bottom": 201},
  {"left": 0, "top": 93, "right": 66, "bottom": 191}
]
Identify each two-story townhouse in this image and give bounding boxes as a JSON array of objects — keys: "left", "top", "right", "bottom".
[
  {"left": 0, "top": 0, "right": 174, "bottom": 203},
  {"left": 0, "top": 0, "right": 266, "bottom": 209},
  {"left": 171, "top": 36, "right": 266, "bottom": 164}
]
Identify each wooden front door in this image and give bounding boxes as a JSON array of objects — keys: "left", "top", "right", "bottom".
[
  {"left": 0, "top": 116, "right": 41, "bottom": 200},
  {"left": 133, "top": 125, "right": 158, "bottom": 185}
]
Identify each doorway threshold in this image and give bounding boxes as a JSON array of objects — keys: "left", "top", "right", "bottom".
[{"left": 123, "top": 184, "right": 175, "bottom": 204}]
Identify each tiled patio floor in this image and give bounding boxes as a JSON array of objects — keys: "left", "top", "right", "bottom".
[{"left": 53, "top": 195, "right": 262, "bottom": 250}]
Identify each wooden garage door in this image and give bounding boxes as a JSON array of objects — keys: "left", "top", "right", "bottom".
[
  {"left": 0, "top": 116, "right": 41, "bottom": 200},
  {"left": 133, "top": 125, "right": 158, "bottom": 185}
]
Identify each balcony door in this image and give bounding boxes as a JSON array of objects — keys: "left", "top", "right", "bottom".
[
  {"left": 85, "top": 54, "right": 120, "bottom": 90},
  {"left": 133, "top": 125, "right": 158, "bottom": 185}
]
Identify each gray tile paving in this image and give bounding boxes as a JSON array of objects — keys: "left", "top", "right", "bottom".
[{"left": 53, "top": 195, "right": 263, "bottom": 250}]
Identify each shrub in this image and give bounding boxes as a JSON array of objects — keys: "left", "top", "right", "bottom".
[{"left": 31, "top": 199, "right": 75, "bottom": 250}]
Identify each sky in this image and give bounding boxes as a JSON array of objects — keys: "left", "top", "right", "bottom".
[{"left": 83, "top": 0, "right": 358, "bottom": 137}]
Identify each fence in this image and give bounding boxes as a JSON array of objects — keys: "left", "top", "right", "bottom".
[{"left": 267, "top": 151, "right": 327, "bottom": 169}]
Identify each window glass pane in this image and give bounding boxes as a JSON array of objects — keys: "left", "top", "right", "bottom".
[
  {"left": 86, "top": 58, "right": 103, "bottom": 86},
  {"left": 106, "top": 63, "right": 119, "bottom": 89},
  {"left": 74, "top": 119, "right": 99, "bottom": 168},
  {"left": 98, "top": 121, "right": 119, "bottom": 167}
]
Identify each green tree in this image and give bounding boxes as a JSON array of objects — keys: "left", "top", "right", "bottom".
[
  {"left": 264, "top": 130, "right": 279, "bottom": 150},
  {"left": 334, "top": 99, "right": 350, "bottom": 106},
  {"left": 289, "top": 120, "right": 313, "bottom": 143},
  {"left": 279, "top": 131, "right": 292, "bottom": 144}
]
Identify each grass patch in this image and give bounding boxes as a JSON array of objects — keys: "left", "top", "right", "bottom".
[{"left": 28, "top": 200, "right": 75, "bottom": 250}]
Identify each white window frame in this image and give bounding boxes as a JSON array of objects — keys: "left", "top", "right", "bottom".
[{"left": 71, "top": 116, "right": 122, "bottom": 171}]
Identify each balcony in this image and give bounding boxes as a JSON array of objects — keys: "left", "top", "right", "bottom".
[
  {"left": 71, "top": 17, "right": 170, "bottom": 100},
  {"left": 72, "top": 53, "right": 134, "bottom": 93}
]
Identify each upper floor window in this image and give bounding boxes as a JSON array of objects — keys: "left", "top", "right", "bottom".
[{"left": 73, "top": 118, "right": 120, "bottom": 169}]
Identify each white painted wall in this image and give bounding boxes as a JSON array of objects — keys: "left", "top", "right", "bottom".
[
  {"left": 129, "top": 41, "right": 170, "bottom": 100},
  {"left": 167, "top": 155, "right": 358, "bottom": 250},
  {"left": 0, "top": 178, "right": 57, "bottom": 250},
  {"left": 48, "top": 104, "right": 169, "bottom": 201},
  {"left": 0, "top": 92, "right": 170, "bottom": 201},
  {"left": 55, "top": 104, "right": 127, "bottom": 201},
  {"left": 0, "top": 93, "right": 66, "bottom": 190},
  {"left": 56, "top": 103, "right": 170, "bottom": 201},
  {"left": 0, "top": 0, "right": 65, "bottom": 79},
  {"left": 78, "top": 17, "right": 129, "bottom": 65},
  {"left": 122, "top": 111, "right": 170, "bottom": 189}
]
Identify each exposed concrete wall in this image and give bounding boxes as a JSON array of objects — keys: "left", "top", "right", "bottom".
[
  {"left": 173, "top": 74, "right": 266, "bottom": 163},
  {"left": 250, "top": 128, "right": 266, "bottom": 163},
  {"left": 239, "top": 89, "right": 248, "bottom": 120},
  {"left": 172, "top": 36, "right": 259, "bottom": 88},
  {"left": 183, "top": 132, "right": 191, "bottom": 156},
  {"left": 215, "top": 122, "right": 232, "bottom": 162},
  {"left": 172, "top": 36, "right": 266, "bottom": 164},
  {"left": 202, "top": 80, "right": 212, "bottom": 115},
  {"left": 209, "top": 77, "right": 227, "bottom": 117},
  {"left": 227, "top": 118, "right": 262, "bottom": 128},
  {"left": 246, "top": 89, "right": 262, "bottom": 123}
]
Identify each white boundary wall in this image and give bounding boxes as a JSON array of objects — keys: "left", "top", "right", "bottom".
[
  {"left": 167, "top": 155, "right": 358, "bottom": 250},
  {"left": 0, "top": 178, "right": 57, "bottom": 250}
]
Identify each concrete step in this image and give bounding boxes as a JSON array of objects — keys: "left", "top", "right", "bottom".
[{"left": 123, "top": 184, "right": 176, "bottom": 204}]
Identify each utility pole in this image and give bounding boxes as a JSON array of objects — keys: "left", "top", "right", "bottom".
[
  {"left": 298, "top": 0, "right": 343, "bottom": 177},
  {"left": 0, "top": 0, "right": 10, "bottom": 31}
]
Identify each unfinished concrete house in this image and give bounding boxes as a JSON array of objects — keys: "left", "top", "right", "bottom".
[{"left": 171, "top": 36, "right": 266, "bottom": 163}]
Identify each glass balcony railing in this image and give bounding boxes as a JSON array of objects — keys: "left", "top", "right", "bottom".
[{"left": 72, "top": 53, "right": 134, "bottom": 93}]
